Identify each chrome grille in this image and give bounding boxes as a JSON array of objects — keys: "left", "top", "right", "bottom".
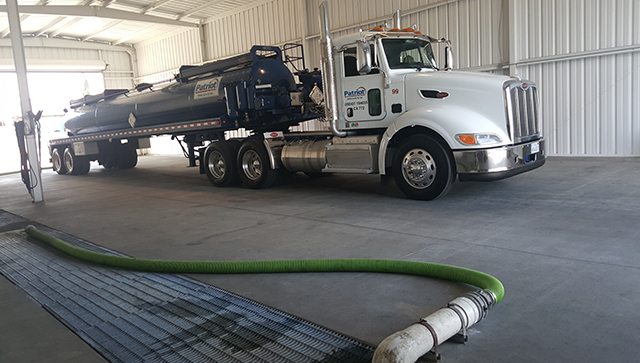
[{"left": 504, "top": 80, "right": 540, "bottom": 143}]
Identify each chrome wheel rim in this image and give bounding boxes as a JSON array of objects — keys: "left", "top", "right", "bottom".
[
  {"left": 52, "top": 150, "right": 62, "bottom": 171},
  {"left": 401, "top": 148, "right": 436, "bottom": 189},
  {"left": 241, "top": 150, "right": 262, "bottom": 181},
  {"left": 64, "top": 150, "right": 74, "bottom": 172},
  {"left": 207, "top": 150, "right": 226, "bottom": 180}
]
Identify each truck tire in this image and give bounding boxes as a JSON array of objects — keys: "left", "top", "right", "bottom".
[
  {"left": 393, "top": 134, "right": 455, "bottom": 200},
  {"left": 204, "top": 141, "right": 240, "bottom": 187},
  {"left": 63, "top": 148, "right": 90, "bottom": 175},
  {"left": 237, "top": 139, "right": 278, "bottom": 189},
  {"left": 52, "top": 148, "right": 67, "bottom": 175}
]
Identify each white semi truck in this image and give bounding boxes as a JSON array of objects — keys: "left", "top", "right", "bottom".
[{"left": 49, "top": 2, "right": 544, "bottom": 200}]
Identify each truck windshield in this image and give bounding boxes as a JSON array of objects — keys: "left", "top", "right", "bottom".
[{"left": 381, "top": 38, "right": 437, "bottom": 70}]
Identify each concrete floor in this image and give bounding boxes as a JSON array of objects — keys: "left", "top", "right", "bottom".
[{"left": 1, "top": 154, "right": 639, "bottom": 362}]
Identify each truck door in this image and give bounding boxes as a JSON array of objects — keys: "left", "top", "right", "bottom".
[{"left": 340, "top": 45, "right": 386, "bottom": 130}]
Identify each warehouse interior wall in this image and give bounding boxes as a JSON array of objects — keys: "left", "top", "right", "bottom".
[
  {"left": 132, "top": 0, "right": 639, "bottom": 157},
  {"left": 0, "top": 38, "right": 135, "bottom": 90},
  {"left": 0, "top": 38, "right": 136, "bottom": 155},
  {"left": 0, "top": 37, "right": 136, "bottom": 173},
  {"left": 0, "top": 72, "right": 104, "bottom": 174}
]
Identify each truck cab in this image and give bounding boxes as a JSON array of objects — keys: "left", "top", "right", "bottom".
[{"left": 319, "top": 24, "right": 545, "bottom": 199}]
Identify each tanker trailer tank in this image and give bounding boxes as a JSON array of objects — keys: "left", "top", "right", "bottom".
[{"left": 65, "top": 46, "right": 317, "bottom": 136}]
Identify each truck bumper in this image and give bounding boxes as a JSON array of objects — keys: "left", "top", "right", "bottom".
[{"left": 453, "top": 138, "right": 546, "bottom": 182}]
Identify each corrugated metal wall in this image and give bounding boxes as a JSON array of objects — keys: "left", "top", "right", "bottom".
[
  {"left": 133, "top": 0, "right": 640, "bottom": 157},
  {"left": 135, "top": 27, "right": 204, "bottom": 84},
  {"left": 0, "top": 43, "right": 135, "bottom": 90},
  {"left": 510, "top": 0, "right": 640, "bottom": 156},
  {"left": 101, "top": 50, "right": 135, "bottom": 89},
  {"left": 205, "top": 0, "right": 304, "bottom": 60},
  {"left": 302, "top": 0, "right": 508, "bottom": 72}
]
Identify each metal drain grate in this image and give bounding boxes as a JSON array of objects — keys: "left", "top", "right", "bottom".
[{"left": 0, "top": 226, "right": 375, "bottom": 363}]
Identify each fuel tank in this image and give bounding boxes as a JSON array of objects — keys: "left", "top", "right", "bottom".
[{"left": 65, "top": 46, "right": 305, "bottom": 135}]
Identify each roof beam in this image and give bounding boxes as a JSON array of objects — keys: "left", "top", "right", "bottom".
[
  {"left": 82, "top": 0, "right": 177, "bottom": 44},
  {"left": 81, "top": 19, "right": 121, "bottom": 41},
  {"left": 113, "top": 23, "right": 162, "bottom": 45},
  {"left": 139, "top": 0, "right": 175, "bottom": 13},
  {"left": 0, "top": 37, "right": 132, "bottom": 51},
  {"left": 33, "top": 17, "right": 67, "bottom": 37},
  {"left": 32, "top": 0, "right": 95, "bottom": 37},
  {"left": 175, "top": 0, "right": 225, "bottom": 21},
  {"left": 49, "top": 17, "right": 83, "bottom": 37},
  {"left": 0, "top": 0, "right": 49, "bottom": 38},
  {"left": 0, "top": 14, "right": 28, "bottom": 38},
  {"left": 0, "top": 5, "right": 198, "bottom": 27},
  {"left": 110, "top": 0, "right": 205, "bottom": 21}
]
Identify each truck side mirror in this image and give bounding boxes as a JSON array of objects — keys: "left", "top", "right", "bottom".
[
  {"left": 356, "top": 40, "right": 372, "bottom": 75},
  {"left": 444, "top": 42, "right": 453, "bottom": 71}
]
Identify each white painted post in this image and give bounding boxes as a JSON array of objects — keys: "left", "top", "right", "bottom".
[{"left": 7, "top": 0, "right": 44, "bottom": 203}]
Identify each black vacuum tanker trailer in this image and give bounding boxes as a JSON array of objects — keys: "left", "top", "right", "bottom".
[
  {"left": 49, "top": 2, "right": 545, "bottom": 200},
  {"left": 50, "top": 45, "right": 323, "bottom": 181}
]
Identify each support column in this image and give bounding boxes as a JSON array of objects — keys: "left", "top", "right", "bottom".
[
  {"left": 507, "top": 0, "right": 519, "bottom": 76},
  {"left": 299, "top": 0, "right": 308, "bottom": 68},
  {"left": 198, "top": 22, "right": 207, "bottom": 63},
  {"left": 7, "top": 0, "right": 44, "bottom": 202}
]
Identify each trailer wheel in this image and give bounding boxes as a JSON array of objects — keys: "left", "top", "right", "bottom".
[
  {"left": 52, "top": 148, "right": 67, "bottom": 175},
  {"left": 127, "top": 150, "right": 138, "bottom": 168},
  {"left": 114, "top": 149, "right": 137, "bottom": 169},
  {"left": 63, "top": 148, "right": 90, "bottom": 175},
  {"left": 392, "top": 135, "right": 455, "bottom": 200},
  {"left": 102, "top": 158, "right": 116, "bottom": 169},
  {"left": 237, "top": 139, "right": 278, "bottom": 189},
  {"left": 204, "top": 141, "right": 240, "bottom": 187}
]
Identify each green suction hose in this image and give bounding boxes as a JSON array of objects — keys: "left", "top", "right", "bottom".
[{"left": 24, "top": 225, "right": 504, "bottom": 302}]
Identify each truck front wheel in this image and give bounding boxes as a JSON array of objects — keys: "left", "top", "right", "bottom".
[
  {"left": 237, "top": 139, "right": 278, "bottom": 189},
  {"left": 204, "top": 141, "right": 240, "bottom": 187},
  {"left": 393, "top": 135, "right": 455, "bottom": 200}
]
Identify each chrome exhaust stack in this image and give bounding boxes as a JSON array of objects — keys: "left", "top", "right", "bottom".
[{"left": 318, "top": 1, "right": 346, "bottom": 137}]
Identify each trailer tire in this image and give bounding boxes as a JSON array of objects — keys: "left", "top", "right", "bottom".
[
  {"left": 79, "top": 157, "right": 91, "bottom": 175},
  {"left": 114, "top": 149, "right": 137, "bottom": 169},
  {"left": 237, "top": 139, "right": 278, "bottom": 189},
  {"left": 52, "top": 148, "right": 67, "bottom": 175},
  {"left": 102, "top": 159, "right": 116, "bottom": 169},
  {"left": 127, "top": 150, "right": 138, "bottom": 169},
  {"left": 63, "top": 148, "right": 90, "bottom": 175},
  {"left": 392, "top": 135, "right": 454, "bottom": 200},
  {"left": 204, "top": 141, "right": 240, "bottom": 187}
]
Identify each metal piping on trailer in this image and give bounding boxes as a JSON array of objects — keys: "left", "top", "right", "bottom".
[
  {"left": 319, "top": 1, "right": 346, "bottom": 137},
  {"left": 24, "top": 225, "right": 504, "bottom": 363}
]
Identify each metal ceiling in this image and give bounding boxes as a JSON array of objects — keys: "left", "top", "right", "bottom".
[{"left": 0, "top": 0, "right": 262, "bottom": 46}]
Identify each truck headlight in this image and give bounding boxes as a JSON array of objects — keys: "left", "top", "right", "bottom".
[{"left": 455, "top": 133, "right": 502, "bottom": 146}]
